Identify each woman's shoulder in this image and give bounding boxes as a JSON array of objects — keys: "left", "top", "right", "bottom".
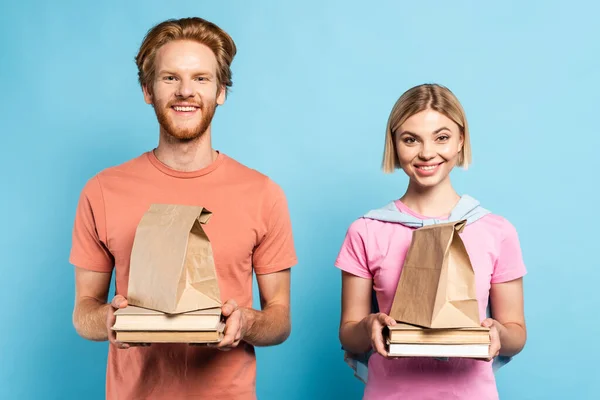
[
  {"left": 341, "top": 213, "right": 413, "bottom": 246},
  {"left": 344, "top": 215, "right": 406, "bottom": 233},
  {"left": 475, "top": 212, "right": 521, "bottom": 241}
]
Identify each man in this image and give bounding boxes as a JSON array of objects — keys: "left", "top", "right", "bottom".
[{"left": 70, "top": 17, "right": 297, "bottom": 399}]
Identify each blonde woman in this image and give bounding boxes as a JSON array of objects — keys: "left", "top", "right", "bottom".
[{"left": 336, "top": 84, "right": 527, "bottom": 399}]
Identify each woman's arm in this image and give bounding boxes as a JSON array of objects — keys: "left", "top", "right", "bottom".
[
  {"left": 486, "top": 277, "right": 527, "bottom": 357},
  {"left": 339, "top": 271, "right": 396, "bottom": 357}
]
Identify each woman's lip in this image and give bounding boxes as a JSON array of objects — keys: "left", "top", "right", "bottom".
[
  {"left": 414, "top": 162, "right": 443, "bottom": 167},
  {"left": 414, "top": 162, "right": 443, "bottom": 176}
]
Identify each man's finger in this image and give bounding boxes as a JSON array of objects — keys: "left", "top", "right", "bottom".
[
  {"left": 217, "top": 316, "right": 240, "bottom": 348},
  {"left": 111, "top": 295, "right": 128, "bottom": 309},
  {"left": 217, "top": 334, "right": 234, "bottom": 348},
  {"left": 226, "top": 314, "right": 240, "bottom": 336},
  {"left": 107, "top": 312, "right": 116, "bottom": 328},
  {"left": 109, "top": 329, "right": 117, "bottom": 343},
  {"left": 114, "top": 341, "right": 130, "bottom": 349},
  {"left": 107, "top": 305, "right": 118, "bottom": 343},
  {"left": 221, "top": 299, "right": 238, "bottom": 317}
]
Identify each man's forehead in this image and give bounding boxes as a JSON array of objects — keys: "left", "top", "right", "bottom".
[{"left": 155, "top": 40, "right": 218, "bottom": 72}]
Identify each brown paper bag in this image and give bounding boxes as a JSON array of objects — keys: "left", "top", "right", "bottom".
[
  {"left": 127, "top": 204, "right": 222, "bottom": 314},
  {"left": 389, "top": 220, "right": 480, "bottom": 328}
]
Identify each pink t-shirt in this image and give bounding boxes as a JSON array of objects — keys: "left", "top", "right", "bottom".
[{"left": 335, "top": 200, "right": 527, "bottom": 400}]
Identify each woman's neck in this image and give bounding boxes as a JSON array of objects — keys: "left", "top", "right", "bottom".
[{"left": 400, "top": 177, "right": 460, "bottom": 217}]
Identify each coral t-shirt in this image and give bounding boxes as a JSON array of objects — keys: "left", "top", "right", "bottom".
[
  {"left": 335, "top": 200, "right": 526, "bottom": 400},
  {"left": 70, "top": 151, "right": 297, "bottom": 399}
]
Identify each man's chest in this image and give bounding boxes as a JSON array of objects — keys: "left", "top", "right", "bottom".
[{"left": 102, "top": 186, "right": 262, "bottom": 275}]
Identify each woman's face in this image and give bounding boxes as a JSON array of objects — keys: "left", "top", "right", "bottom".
[{"left": 395, "top": 109, "right": 464, "bottom": 189}]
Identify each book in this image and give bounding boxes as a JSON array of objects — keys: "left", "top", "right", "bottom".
[
  {"left": 387, "top": 343, "right": 490, "bottom": 358},
  {"left": 384, "top": 323, "right": 490, "bottom": 358},
  {"left": 112, "top": 305, "right": 224, "bottom": 344},
  {"left": 113, "top": 305, "right": 222, "bottom": 331},
  {"left": 115, "top": 324, "right": 225, "bottom": 344}
]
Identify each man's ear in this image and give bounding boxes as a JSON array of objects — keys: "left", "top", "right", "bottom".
[
  {"left": 216, "top": 85, "right": 226, "bottom": 106},
  {"left": 142, "top": 84, "right": 153, "bottom": 105}
]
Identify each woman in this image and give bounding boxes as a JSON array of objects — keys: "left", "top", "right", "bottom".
[{"left": 335, "top": 83, "right": 527, "bottom": 399}]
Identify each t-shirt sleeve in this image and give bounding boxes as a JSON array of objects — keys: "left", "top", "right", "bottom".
[
  {"left": 252, "top": 180, "right": 297, "bottom": 275},
  {"left": 334, "top": 219, "right": 372, "bottom": 279},
  {"left": 69, "top": 176, "right": 114, "bottom": 272},
  {"left": 491, "top": 218, "right": 527, "bottom": 283}
]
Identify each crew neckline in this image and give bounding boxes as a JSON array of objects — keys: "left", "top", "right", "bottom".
[
  {"left": 146, "top": 149, "right": 226, "bottom": 178},
  {"left": 394, "top": 199, "right": 450, "bottom": 221}
]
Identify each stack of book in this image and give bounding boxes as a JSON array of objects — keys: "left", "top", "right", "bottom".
[
  {"left": 385, "top": 323, "right": 490, "bottom": 358},
  {"left": 112, "top": 305, "right": 224, "bottom": 344}
]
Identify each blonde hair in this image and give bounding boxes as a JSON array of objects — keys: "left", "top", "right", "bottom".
[
  {"left": 135, "top": 17, "right": 237, "bottom": 95},
  {"left": 382, "top": 83, "right": 471, "bottom": 173}
]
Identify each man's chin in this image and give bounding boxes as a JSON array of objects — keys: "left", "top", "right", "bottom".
[
  {"left": 165, "top": 130, "right": 204, "bottom": 142},
  {"left": 161, "top": 122, "right": 207, "bottom": 141}
]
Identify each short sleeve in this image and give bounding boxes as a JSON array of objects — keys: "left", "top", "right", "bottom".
[
  {"left": 252, "top": 180, "right": 297, "bottom": 275},
  {"left": 69, "top": 176, "right": 114, "bottom": 272},
  {"left": 334, "top": 219, "right": 372, "bottom": 279},
  {"left": 491, "top": 218, "right": 527, "bottom": 283}
]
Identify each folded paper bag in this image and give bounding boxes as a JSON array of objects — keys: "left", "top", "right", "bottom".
[
  {"left": 389, "top": 220, "right": 481, "bottom": 328},
  {"left": 127, "top": 204, "right": 222, "bottom": 314}
]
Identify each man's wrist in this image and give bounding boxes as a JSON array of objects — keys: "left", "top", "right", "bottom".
[{"left": 240, "top": 307, "right": 256, "bottom": 339}]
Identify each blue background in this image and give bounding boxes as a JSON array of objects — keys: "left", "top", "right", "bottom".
[{"left": 1, "top": 1, "right": 598, "bottom": 399}]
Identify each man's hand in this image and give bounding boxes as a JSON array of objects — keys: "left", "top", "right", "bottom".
[
  {"left": 106, "top": 295, "right": 150, "bottom": 349},
  {"left": 107, "top": 295, "right": 130, "bottom": 349},
  {"left": 215, "top": 299, "right": 249, "bottom": 351}
]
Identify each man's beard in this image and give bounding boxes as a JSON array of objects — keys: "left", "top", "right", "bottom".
[{"left": 153, "top": 98, "right": 217, "bottom": 142}]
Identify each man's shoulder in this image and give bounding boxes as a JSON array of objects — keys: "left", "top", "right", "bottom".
[
  {"left": 95, "top": 152, "right": 149, "bottom": 181},
  {"left": 77, "top": 153, "right": 149, "bottom": 198},
  {"left": 222, "top": 154, "right": 282, "bottom": 191}
]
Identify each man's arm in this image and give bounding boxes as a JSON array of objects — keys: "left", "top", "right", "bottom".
[
  {"left": 72, "top": 266, "right": 128, "bottom": 345},
  {"left": 217, "top": 268, "right": 291, "bottom": 349},
  {"left": 73, "top": 267, "right": 112, "bottom": 340}
]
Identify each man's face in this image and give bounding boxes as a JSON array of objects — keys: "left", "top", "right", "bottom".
[{"left": 143, "top": 40, "right": 225, "bottom": 141}]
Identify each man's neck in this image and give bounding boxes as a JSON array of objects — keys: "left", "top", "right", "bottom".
[
  {"left": 400, "top": 177, "right": 460, "bottom": 217},
  {"left": 154, "top": 129, "right": 217, "bottom": 172}
]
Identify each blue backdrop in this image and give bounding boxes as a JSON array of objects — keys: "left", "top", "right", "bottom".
[{"left": 1, "top": 1, "right": 598, "bottom": 399}]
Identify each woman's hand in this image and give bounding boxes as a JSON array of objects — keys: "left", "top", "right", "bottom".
[{"left": 362, "top": 313, "right": 396, "bottom": 358}]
